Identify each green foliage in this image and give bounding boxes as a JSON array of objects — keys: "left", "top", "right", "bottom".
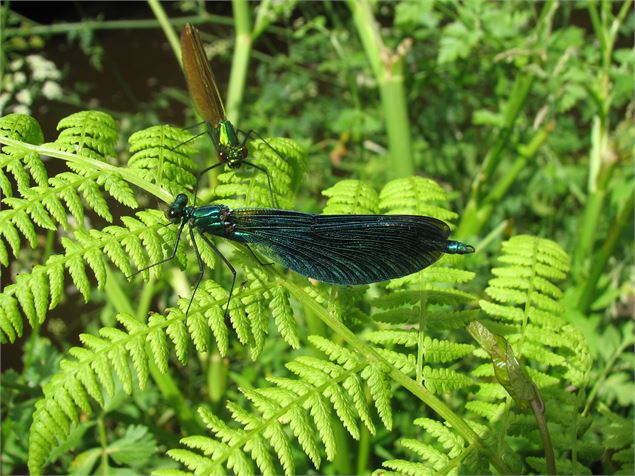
[
  {"left": 468, "top": 236, "right": 596, "bottom": 473},
  {"left": 128, "top": 125, "right": 197, "bottom": 198},
  {"left": 322, "top": 179, "right": 379, "bottom": 214},
  {"left": 1, "top": 1, "right": 633, "bottom": 475},
  {"left": 162, "top": 336, "right": 389, "bottom": 476},
  {"left": 480, "top": 235, "right": 590, "bottom": 386}
]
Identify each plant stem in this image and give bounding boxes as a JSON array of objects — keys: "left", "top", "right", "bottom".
[
  {"left": 2, "top": 16, "right": 235, "bottom": 37},
  {"left": 577, "top": 191, "right": 634, "bottom": 313},
  {"left": 147, "top": 0, "right": 182, "bottom": 66},
  {"left": 457, "top": 121, "right": 554, "bottom": 239},
  {"left": 0, "top": 138, "right": 173, "bottom": 203},
  {"left": 531, "top": 398, "right": 556, "bottom": 475},
  {"left": 226, "top": 0, "right": 253, "bottom": 125},
  {"left": 282, "top": 279, "right": 512, "bottom": 475},
  {"left": 582, "top": 330, "right": 635, "bottom": 417},
  {"left": 571, "top": 119, "right": 612, "bottom": 279},
  {"left": 97, "top": 417, "right": 109, "bottom": 474},
  {"left": 456, "top": 73, "right": 535, "bottom": 238},
  {"left": 348, "top": 0, "right": 413, "bottom": 178},
  {"left": 356, "top": 424, "right": 370, "bottom": 475},
  {"left": 571, "top": 0, "right": 631, "bottom": 281}
]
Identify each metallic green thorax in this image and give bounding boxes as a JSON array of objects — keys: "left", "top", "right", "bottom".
[
  {"left": 191, "top": 203, "right": 233, "bottom": 236},
  {"left": 211, "top": 120, "right": 247, "bottom": 168}
]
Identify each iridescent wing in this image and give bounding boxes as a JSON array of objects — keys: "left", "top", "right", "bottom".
[
  {"left": 230, "top": 210, "right": 453, "bottom": 285},
  {"left": 181, "top": 24, "right": 226, "bottom": 127}
]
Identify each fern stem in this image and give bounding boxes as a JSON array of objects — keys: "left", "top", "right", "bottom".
[
  {"left": 531, "top": 398, "right": 556, "bottom": 475},
  {"left": 356, "top": 424, "right": 370, "bottom": 475},
  {"left": 0, "top": 137, "right": 173, "bottom": 203},
  {"left": 97, "top": 417, "right": 109, "bottom": 474},
  {"left": 147, "top": 0, "right": 182, "bottom": 64},
  {"left": 281, "top": 279, "right": 513, "bottom": 474}
]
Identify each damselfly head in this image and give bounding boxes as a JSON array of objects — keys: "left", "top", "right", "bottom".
[{"left": 167, "top": 193, "right": 188, "bottom": 223}]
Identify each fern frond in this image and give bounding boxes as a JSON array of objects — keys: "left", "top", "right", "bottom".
[
  {"left": 479, "top": 235, "right": 590, "bottom": 386},
  {"left": 27, "top": 276, "right": 295, "bottom": 476},
  {"left": 379, "top": 176, "right": 458, "bottom": 222},
  {"left": 47, "top": 110, "right": 117, "bottom": 160},
  {"left": 0, "top": 112, "right": 139, "bottom": 261},
  {"left": 163, "top": 335, "right": 400, "bottom": 475},
  {"left": 0, "top": 210, "right": 182, "bottom": 342},
  {"left": 321, "top": 179, "right": 379, "bottom": 214},
  {"left": 0, "top": 114, "right": 46, "bottom": 196},
  {"left": 27, "top": 311, "right": 174, "bottom": 474},
  {"left": 380, "top": 416, "right": 470, "bottom": 476},
  {"left": 213, "top": 137, "right": 306, "bottom": 209},
  {"left": 128, "top": 125, "right": 197, "bottom": 197},
  {"left": 0, "top": 168, "right": 138, "bottom": 257},
  {"left": 464, "top": 235, "right": 597, "bottom": 473}
]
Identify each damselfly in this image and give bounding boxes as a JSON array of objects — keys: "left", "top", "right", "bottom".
[{"left": 134, "top": 194, "right": 475, "bottom": 315}]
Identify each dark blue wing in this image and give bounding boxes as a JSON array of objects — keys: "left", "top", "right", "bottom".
[{"left": 228, "top": 209, "right": 452, "bottom": 285}]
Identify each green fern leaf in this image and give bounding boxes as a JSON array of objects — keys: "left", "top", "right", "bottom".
[
  {"left": 186, "top": 311, "right": 212, "bottom": 353},
  {"left": 464, "top": 400, "right": 505, "bottom": 420},
  {"left": 28, "top": 309, "right": 204, "bottom": 475},
  {"left": 0, "top": 219, "right": 21, "bottom": 256},
  {"left": 322, "top": 179, "right": 379, "bottom": 214},
  {"left": 14, "top": 275, "right": 37, "bottom": 327},
  {"left": 375, "top": 347, "right": 416, "bottom": 373},
  {"left": 400, "top": 438, "right": 449, "bottom": 468},
  {"left": 414, "top": 417, "right": 465, "bottom": 456},
  {"left": 422, "top": 366, "right": 474, "bottom": 393},
  {"left": 147, "top": 314, "right": 170, "bottom": 373},
  {"left": 0, "top": 115, "right": 138, "bottom": 260},
  {"left": 361, "top": 363, "right": 392, "bottom": 430},
  {"left": 166, "top": 315, "right": 189, "bottom": 364},
  {"left": 0, "top": 114, "right": 45, "bottom": 196},
  {"left": 479, "top": 235, "right": 590, "bottom": 386},
  {"left": 0, "top": 113, "right": 45, "bottom": 144},
  {"left": 163, "top": 334, "right": 400, "bottom": 474},
  {"left": 254, "top": 431, "right": 282, "bottom": 476},
  {"left": 0, "top": 293, "right": 22, "bottom": 342},
  {"left": 379, "top": 176, "right": 458, "bottom": 222},
  {"left": 269, "top": 286, "right": 300, "bottom": 349},
  {"left": 51, "top": 111, "right": 117, "bottom": 160},
  {"left": 381, "top": 459, "right": 434, "bottom": 476},
  {"left": 128, "top": 125, "right": 196, "bottom": 197}
]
